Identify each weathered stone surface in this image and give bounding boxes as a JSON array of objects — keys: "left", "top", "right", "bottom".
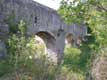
[
  {"left": 0, "top": 0, "right": 87, "bottom": 63},
  {"left": 92, "top": 56, "right": 107, "bottom": 80},
  {"left": 0, "top": 40, "right": 7, "bottom": 59}
]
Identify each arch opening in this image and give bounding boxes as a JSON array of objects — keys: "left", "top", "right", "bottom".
[
  {"left": 65, "top": 33, "right": 74, "bottom": 48},
  {"left": 35, "top": 31, "right": 57, "bottom": 62}
]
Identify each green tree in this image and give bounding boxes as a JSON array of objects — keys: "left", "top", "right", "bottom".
[
  {"left": 59, "top": 0, "right": 107, "bottom": 47},
  {"left": 59, "top": 0, "right": 107, "bottom": 79}
]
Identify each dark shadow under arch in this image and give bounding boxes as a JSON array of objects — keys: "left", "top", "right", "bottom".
[{"left": 36, "top": 31, "right": 56, "bottom": 49}]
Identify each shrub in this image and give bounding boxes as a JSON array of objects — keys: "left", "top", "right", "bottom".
[{"left": 0, "top": 20, "right": 57, "bottom": 80}]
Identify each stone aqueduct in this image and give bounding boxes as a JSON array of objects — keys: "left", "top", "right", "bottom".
[{"left": 0, "top": 0, "right": 87, "bottom": 63}]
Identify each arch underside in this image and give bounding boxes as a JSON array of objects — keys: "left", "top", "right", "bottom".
[
  {"left": 35, "top": 31, "right": 57, "bottom": 62},
  {"left": 36, "top": 31, "right": 56, "bottom": 49}
]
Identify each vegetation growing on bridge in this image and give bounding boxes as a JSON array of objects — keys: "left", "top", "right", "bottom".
[
  {"left": 0, "top": 20, "right": 57, "bottom": 80},
  {"left": 0, "top": 0, "right": 107, "bottom": 80}
]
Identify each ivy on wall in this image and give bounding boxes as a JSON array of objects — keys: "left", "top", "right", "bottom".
[{"left": 4, "top": 10, "right": 18, "bottom": 33}]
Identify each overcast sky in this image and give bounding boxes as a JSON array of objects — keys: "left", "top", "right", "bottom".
[{"left": 33, "top": 0, "right": 61, "bottom": 10}]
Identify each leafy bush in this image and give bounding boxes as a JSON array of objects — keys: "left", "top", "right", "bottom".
[
  {"left": 63, "top": 36, "right": 96, "bottom": 80},
  {"left": 64, "top": 47, "right": 81, "bottom": 71},
  {"left": 58, "top": 66, "right": 85, "bottom": 80},
  {"left": 4, "top": 11, "right": 18, "bottom": 33},
  {"left": 0, "top": 20, "right": 57, "bottom": 80}
]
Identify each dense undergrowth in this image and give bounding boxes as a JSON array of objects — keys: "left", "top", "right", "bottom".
[{"left": 0, "top": 20, "right": 57, "bottom": 80}]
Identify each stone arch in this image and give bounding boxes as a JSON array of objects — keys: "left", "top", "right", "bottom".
[
  {"left": 36, "top": 31, "right": 56, "bottom": 48},
  {"left": 65, "top": 33, "right": 83, "bottom": 48},
  {"left": 65, "top": 33, "right": 74, "bottom": 47},
  {"left": 35, "top": 31, "right": 57, "bottom": 62}
]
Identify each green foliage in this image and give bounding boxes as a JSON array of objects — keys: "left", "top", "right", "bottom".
[
  {"left": 18, "top": 20, "right": 26, "bottom": 35},
  {"left": 0, "top": 59, "right": 13, "bottom": 76},
  {"left": 4, "top": 11, "right": 18, "bottom": 33},
  {"left": 59, "top": 0, "right": 107, "bottom": 47},
  {"left": 64, "top": 45, "right": 92, "bottom": 72},
  {"left": 59, "top": 0, "right": 107, "bottom": 79},
  {"left": 0, "top": 20, "right": 57, "bottom": 80},
  {"left": 58, "top": 66, "right": 85, "bottom": 80},
  {"left": 63, "top": 41, "right": 95, "bottom": 80},
  {"left": 64, "top": 47, "right": 81, "bottom": 72}
]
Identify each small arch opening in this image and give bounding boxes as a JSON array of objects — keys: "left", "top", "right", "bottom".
[{"left": 65, "top": 33, "right": 74, "bottom": 48}]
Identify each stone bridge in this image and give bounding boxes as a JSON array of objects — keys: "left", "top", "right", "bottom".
[{"left": 0, "top": 0, "right": 87, "bottom": 63}]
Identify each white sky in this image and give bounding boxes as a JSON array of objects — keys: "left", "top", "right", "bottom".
[{"left": 33, "top": 0, "right": 61, "bottom": 10}]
